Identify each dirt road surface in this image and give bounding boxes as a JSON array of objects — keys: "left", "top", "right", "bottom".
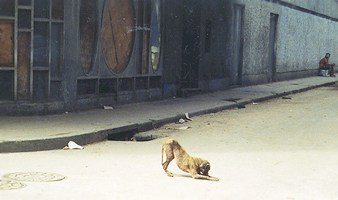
[{"left": 1, "top": 85, "right": 338, "bottom": 200}]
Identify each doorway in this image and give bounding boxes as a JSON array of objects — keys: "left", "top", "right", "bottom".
[
  {"left": 231, "top": 4, "right": 244, "bottom": 86},
  {"left": 268, "top": 13, "right": 278, "bottom": 82},
  {"left": 181, "top": 0, "right": 201, "bottom": 89}
]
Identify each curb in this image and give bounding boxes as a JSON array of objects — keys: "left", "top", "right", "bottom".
[{"left": 0, "top": 80, "right": 336, "bottom": 153}]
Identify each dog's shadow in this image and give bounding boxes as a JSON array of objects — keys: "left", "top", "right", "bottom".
[
  {"left": 169, "top": 173, "right": 219, "bottom": 181},
  {"left": 173, "top": 174, "right": 191, "bottom": 179}
]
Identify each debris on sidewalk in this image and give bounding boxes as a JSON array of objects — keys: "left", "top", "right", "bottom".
[
  {"left": 178, "top": 126, "right": 191, "bottom": 130},
  {"left": 282, "top": 96, "right": 292, "bottom": 100},
  {"left": 177, "top": 113, "right": 193, "bottom": 124},
  {"left": 63, "top": 141, "right": 84, "bottom": 150},
  {"left": 178, "top": 118, "right": 186, "bottom": 124},
  {"left": 103, "top": 105, "right": 114, "bottom": 110}
]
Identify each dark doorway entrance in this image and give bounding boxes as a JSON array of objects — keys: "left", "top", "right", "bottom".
[
  {"left": 181, "top": 0, "right": 201, "bottom": 89},
  {"left": 231, "top": 4, "right": 244, "bottom": 86},
  {"left": 268, "top": 13, "right": 278, "bottom": 82}
]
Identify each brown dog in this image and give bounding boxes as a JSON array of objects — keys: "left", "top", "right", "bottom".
[{"left": 161, "top": 138, "right": 220, "bottom": 181}]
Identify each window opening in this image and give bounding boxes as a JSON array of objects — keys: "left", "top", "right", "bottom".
[
  {"left": 149, "top": 0, "right": 161, "bottom": 71},
  {"left": 18, "top": 0, "right": 31, "bottom": 6},
  {"left": 18, "top": 9, "right": 31, "bottom": 29},
  {"left": 0, "top": 0, "right": 15, "bottom": 17},
  {"left": 33, "top": 22, "right": 49, "bottom": 67},
  {"left": 204, "top": 20, "right": 212, "bottom": 53},
  {"left": 34, "top": 0, "right": 50, "bottom": 19}
]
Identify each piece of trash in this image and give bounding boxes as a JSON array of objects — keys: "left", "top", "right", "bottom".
[
  {"left": 103, "top": 106, "right": 114, "bottom": 110},
  {"left": 63, "top": 141, "right": 84, "bottom": 150},
  {"left": 178, "top": 118, "right": 186, "bottom": 124},
  {"left": 178, "top": 126, "right": 191, "bottom": 130},
  {"left": 252, "top": 102, "right": 258, "bottom": 105},
  {"left": 184, "top": 113, "right": 193, "bottom": 121},
  {"left": 282, "top": 96, "right": 292, "bottom": 100}
]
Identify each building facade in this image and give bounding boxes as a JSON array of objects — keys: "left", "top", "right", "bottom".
[{"left": 0, "top": 0, "right": 337, "bottom": 114}]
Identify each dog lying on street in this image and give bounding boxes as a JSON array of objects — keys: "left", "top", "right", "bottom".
[{"left": 161, "top": 138, "right": 220, "bottom": 181}]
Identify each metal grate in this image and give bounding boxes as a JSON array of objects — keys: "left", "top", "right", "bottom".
[{"left": 0, "top": 179, "right": 26, "bottom": 190}]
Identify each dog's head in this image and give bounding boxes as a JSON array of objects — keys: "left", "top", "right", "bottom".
[{"left": 199, "top": 161, "right": 211, "bottom": 176}]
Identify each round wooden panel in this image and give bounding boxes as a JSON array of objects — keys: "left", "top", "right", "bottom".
[{"left": 101, "top": 0, "right": 134, "bottom": 74}]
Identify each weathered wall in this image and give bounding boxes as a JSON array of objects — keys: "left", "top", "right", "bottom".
[
  {"left": 162, "top": 0, "right": 338, "bottom": 90},
  {"left": 240, "top": 0, "right": 275, "bottom": 84},
  {"left": 2, "top": 0, "right": 338, "bottom": 114},
  {"left": 276, "top": 6, "right": 338, "bottom": 80},
  {"left": 280, "top": 0, "right": 338, "bottom": 18},
  {"left": 226, "top": 0, "right": 338, "bottom": 84}
]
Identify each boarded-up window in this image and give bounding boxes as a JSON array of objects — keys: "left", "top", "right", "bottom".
[
  {"left": 138, "top": 0, "right": 161, "bottom": 73},
  {"left": 101, "top": 0, "right": 134, "bottom": 74},
  {"left": 17, "top": 32, "right": 31, "bottom": 100},
  {"left": 0, "top": 20, "right": 14, "bottom": 67}
]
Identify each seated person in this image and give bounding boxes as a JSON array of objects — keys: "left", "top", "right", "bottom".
[{"left": 319, "top": 53, "right": 335, "bottom": 77}]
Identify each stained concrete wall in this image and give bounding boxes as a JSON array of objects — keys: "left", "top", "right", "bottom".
[
  {"left": 235, "top": 0, "right": 276, "bottom": 84},
  {"left": 276, "top": 6, "right": 338, "bottom": 80},
  {"left": 227, "top": 0, "right": 338, "bottom": 84},
  {"left": 280, "top": 0, "right": 338, "bottom": 18}
]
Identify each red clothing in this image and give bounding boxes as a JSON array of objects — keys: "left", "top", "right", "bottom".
[{"left": 319, "top": 57, "right": 329, "bottom": 68}]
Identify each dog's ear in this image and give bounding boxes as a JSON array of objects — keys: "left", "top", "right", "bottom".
[{"left": 204, "top": 163, "right": 210, "bottom": 170}]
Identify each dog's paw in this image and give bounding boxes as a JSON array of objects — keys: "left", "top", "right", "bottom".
[{"left": 166, "top": 172, "right": 174, "bottom": 177}]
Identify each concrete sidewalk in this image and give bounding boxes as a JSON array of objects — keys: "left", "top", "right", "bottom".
[{"left": 0, "top": 76, "right": 337, "bottom": 153}]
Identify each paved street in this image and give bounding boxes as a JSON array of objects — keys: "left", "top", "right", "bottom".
[{"left": 1, "top": 85, "right": 338, "bottom": 200}]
